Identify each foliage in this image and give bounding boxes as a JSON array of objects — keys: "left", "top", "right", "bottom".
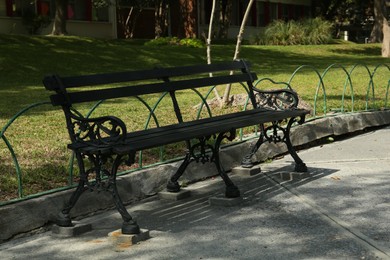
[
  {"left": 312, "top": 0, "right": 374, "bottom": 42},
  {"left": 144, "top": 37, "right": 205, "bottom": 48},
  {"left": 250, "top": 18, "right": 334, "bottom": 46},
  {"left": 91, "top": 0, "right": 110, "bottom": 8}
]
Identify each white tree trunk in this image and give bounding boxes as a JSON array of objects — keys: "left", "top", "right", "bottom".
[
  {"left": 382, "top": 18, "right": 390, "bottom": 57},
  {"left": 206, "top": 0, "right": 222, "bottom": 105},
  {"left": 381, "top": 0, "right": 390, "bottom": 57},
  {"left": 222, "top": 0, "right": 255, "bottom": 105},
  {"left": 207, "top": 0, "right": 216, "bottom": 67}
]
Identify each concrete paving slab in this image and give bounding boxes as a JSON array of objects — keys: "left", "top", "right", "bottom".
[{"left": 0, "top": 127, "right": 389, "bottom": 260}]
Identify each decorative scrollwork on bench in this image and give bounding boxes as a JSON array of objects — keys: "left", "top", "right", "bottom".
[
  {"left": 68, "top": 112, "right": 127, "bottom": 147},
  {"left": 189, "top": 136, "right": 214, "bottom": 164},
  {"left": 263, "top": 122, "right": 287, "bottom": 143},
  {"left": 252, "top": 78, "right": 299, "bottom": 110},
  {"left": 254, "top": 90, "right": 298, "bottom": 110}
]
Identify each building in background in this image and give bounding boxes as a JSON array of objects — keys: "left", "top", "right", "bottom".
[{"left": 0, "top": 0, "right": 312, "bottom": 39}]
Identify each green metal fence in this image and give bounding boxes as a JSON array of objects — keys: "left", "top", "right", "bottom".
[{"left": 1, "top": 63, "right": 389, "bottom": 206}]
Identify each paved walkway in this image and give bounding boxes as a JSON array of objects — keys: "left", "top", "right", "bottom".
[{"left": 1, "top": 127, "right": 389, "bottom": 259}]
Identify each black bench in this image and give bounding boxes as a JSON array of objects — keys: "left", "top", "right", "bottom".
[{"left": 43, "top": 60, "right": 309, "bottom": 235}]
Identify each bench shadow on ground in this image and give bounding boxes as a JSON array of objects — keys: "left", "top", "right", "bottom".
[
  {"left": 129, "top": 164, "right": 339, "bottom": 233},
  {"left": 88, "top": 165, "right": 376, "bottom": 259}
]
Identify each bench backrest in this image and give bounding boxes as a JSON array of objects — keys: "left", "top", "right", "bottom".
[
  {"left": 44, "top": 59, "right": 257, "bottom": 107},
  {"left": 44, "top": 60, "right": 258, "bottom": 127}
]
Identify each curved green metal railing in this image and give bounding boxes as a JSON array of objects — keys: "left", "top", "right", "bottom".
[
  {"left": 1, "top": 63, "right": 389, "bottom": 205},
  {"left": 287, "top": 63, "right": 390, "bottom": 116}
]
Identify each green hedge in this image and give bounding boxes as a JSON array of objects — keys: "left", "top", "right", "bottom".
[
  {"left": 251, "top": 18, "right": 334, "bottom": 45},
  {"left": 144, "top": 37, "right": 204, "bottom": 48}
]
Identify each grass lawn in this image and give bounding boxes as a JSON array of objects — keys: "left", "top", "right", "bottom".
[{"left": 0, "top": 34, "right": 389, "bottom": 202}]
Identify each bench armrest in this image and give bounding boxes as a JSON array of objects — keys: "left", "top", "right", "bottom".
[
  {"left": 68, "top": 112, "right": 127, "bottom": 147},
  {"left": 252, "top": 78, "right": 299, "bottom": 110}
]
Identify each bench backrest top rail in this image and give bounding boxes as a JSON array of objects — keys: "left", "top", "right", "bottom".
[
  {"left": 43, "top": 60, "right": 258, "bottom": 106},
  {"left": 44, "top": 60, "right": 253, "bottom": 89}
]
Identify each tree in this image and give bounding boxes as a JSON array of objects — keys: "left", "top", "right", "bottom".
[
  {"left": 205, "top": 0, "right": 223, "bottom": 106},
  {"left": 118, "top": 0, "right": 152, "bottom": 39},
  {"left": 155, "top": 0, "right": 170, "bottom": 38},
  {"left": 51, "top": 0, "right": 68, "bottom": 35},
  {"left": 372, "top": 0, "right": 390, "bottom": 56},
  {"left": 92, "top": 0, "right": 151, "bottom": 39},
  {"left": 178, "top": 0, "right": 197, "bottom": 38},
  {"left": 206, "top": 0, "right": 217, "bottom": 67},
  {"left": 221, "top": 0, "right": 255, "bottom": 105},
  {"left": 218, "top": 0, "right": 232, "bottom": 39},
  {"left": 312, "top": 0, "right": 373, "bottom": 40}
]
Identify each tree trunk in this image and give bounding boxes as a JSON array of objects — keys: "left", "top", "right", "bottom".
[
  {"left": 370, "top": 0, "right": 384, "bottom": 43},
  {"left": 383, "top": 19, "right": 390, "bottom": 56},
  {"left": 221, "top": 0, "right": 254, "bottom": 105},
  {"left": 381, "top": 0, "right": 390, "bottom": 57},
  {"left": 206, "top": 0, "right": 216, "bottom": 67},
  {"left": 51, "top": 0, "right": 68, "bottom": 35},
  {"left": 155, "top": 0, "right": 169, "bottom": 38},
  {"left": 218, "top": 0, "right": 232, "bottom": 39},
  {"left": 206, "top": 0, "right": 222, "bottom": 106},
  {"left": 179, "top": 0, "right": 196, "bottom": 38}
]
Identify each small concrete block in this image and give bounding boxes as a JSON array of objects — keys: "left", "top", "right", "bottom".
[
  {"left": 51, "top": 222, "right": 92, "bottom": 237},
  {"left": 108, "top": 229, "right": 150, "bottom": 250},
  {"left": 209, "top": 196, "right": 243, "bottom": 207},
  {"left": 158, "top": 189, "right": 191, "bottom": 201},
  {"left": 231, "top": 166, "right": 261, "bottom": 176},
  {"left": 279, "top": 171, "right": 311, "bottom": 181}
]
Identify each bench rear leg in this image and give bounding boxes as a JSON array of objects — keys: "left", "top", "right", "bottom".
[
  {"left": 241, "top": 124, "right": 265, "bottom": 168},
  {"left": 241, "top": 120, "right": 307, "bottom": 172},
  {"left": 215, "top": 130, "right": 240, "bottom": 198},
  {"left": 167, "top": 132, "right": 240, "bottom": 198},
  {"left": 167, "top": 153, "right": 192, "bottom": 192}
]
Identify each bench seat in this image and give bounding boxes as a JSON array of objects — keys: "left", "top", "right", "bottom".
[{"left": 69, "top": 108, "right": 309, "bottom": 155}]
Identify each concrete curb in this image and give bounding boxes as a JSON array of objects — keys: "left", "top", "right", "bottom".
[{"left": 1, "top": 110, "right": 389, "bottom": 242}]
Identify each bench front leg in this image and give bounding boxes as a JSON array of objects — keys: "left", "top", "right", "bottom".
[
  {"left": 109, "top": 154, "right": 140, "bottom": 234},
  {"left": 57, "top": 152, "right": 88, "bottom": 227}
]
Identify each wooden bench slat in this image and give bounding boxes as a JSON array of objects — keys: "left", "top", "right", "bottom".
[
  {"left": 43, "top": 60, "right": 252, "bottom": 89},
  {"left": 49, "top": 73, "right": 257, "bottom": 106}
]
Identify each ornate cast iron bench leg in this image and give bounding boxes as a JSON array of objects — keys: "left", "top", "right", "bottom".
[
  {"left": 167, "top": 153, "right": 192, "bottom": 192},
  {"left": 57, "top": 152, "right": 140, "bottom": 235},
  {"left": 241, "top": 124, "right": 266, "bottom": 169},
  {"left": 57, "top": 153, "right": 88, "bottom": 227},
  {"left": 285, "top": 117, "right": 307, "bottom": 172},
  {"left": 241, "top": 118, "right": 307, "bottom": 173},
  {"left": 213, "top": 130, "right": 240, "bottom": 198},
  {"left": 166, "top": 129, "right": 240, "bottom": 198},
  {"left": 110, "top": 155, "right": 140, "bottom": 234}
]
